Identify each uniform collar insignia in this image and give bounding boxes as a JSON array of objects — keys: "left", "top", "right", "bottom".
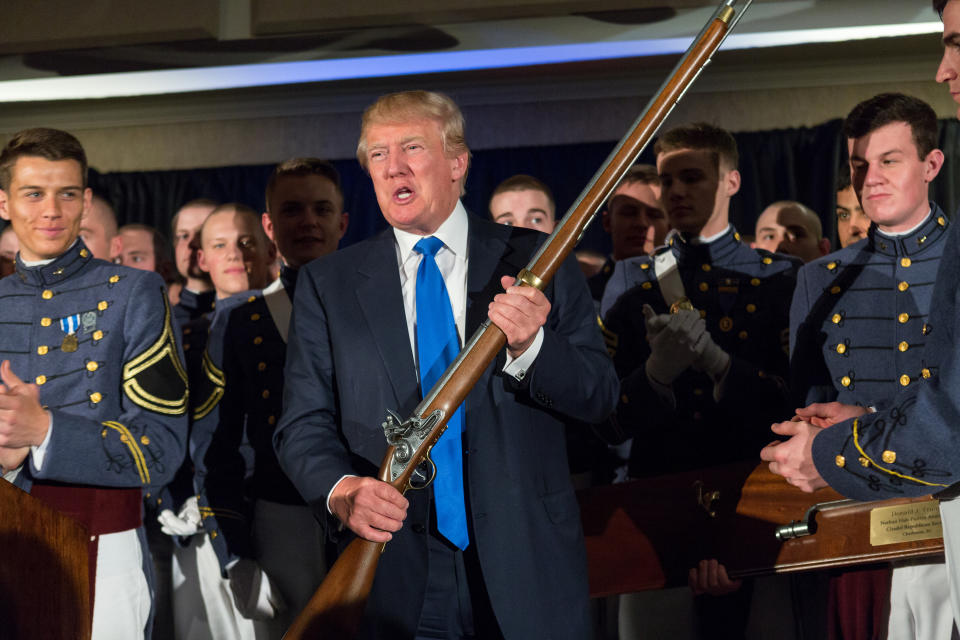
[
  {"left": 15, "top": 238, "right": 93, "bottom": 287},
  {"left": 869, "top": 203, "right": 949, "bottom": 258}
]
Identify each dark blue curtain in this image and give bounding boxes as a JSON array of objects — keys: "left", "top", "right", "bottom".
[{"left": 84, "top": 117, "right": 959, "bottom": 253}]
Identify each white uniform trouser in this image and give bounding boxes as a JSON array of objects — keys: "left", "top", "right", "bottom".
[
  {"left": 939, "top": 498, "right": 960, "bottom": 637},
  {"left": 887, "top": 561, "right": 958, "bottom": 640},
  {"left": 171, "top": 533, "right": 271, "bottom": 640},
  {"left": 90, "top": 529, "right": 151, "bottom": 640},
  {"left": 252, "top": 500, "right": 327, "bottom": 635}
]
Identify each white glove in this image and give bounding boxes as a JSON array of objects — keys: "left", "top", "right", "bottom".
[
  {"left": 692, "top": 330, "right": 731, "bottom": 381},
  {"left": 227, "top": 558, "right": 284, "bottom": 620},
  {"left": 643, "top": 305, "right": 706, "bottom": 385},
  {"left": 158, "top": 495, "right": 202, "bottom": 537}
]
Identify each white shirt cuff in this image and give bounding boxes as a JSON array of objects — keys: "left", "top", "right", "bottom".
[
  {"left": 502, "top": 327, "right": 544, "bottom": 381},
  {"left": 29, "top": 412, "right": 54, "bottom": 472}
]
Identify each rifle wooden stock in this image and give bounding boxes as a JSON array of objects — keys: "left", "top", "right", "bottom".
[{"left": 284, "top": 2, "right": 750, "bottom": 637}]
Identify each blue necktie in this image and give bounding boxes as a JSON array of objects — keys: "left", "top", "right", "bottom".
[{"left": 414, "top": 236, "right": 469, "bottom": 550}]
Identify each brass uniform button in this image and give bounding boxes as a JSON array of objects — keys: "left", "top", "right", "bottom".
[
  {"left": 262, "top": 390, "right": 270, "bottom": 399},
  {"left": 738, "top": 331, "right": 748, "bottom": 340},
  {"left": 746, "top": 304, "right": 756, "bottom": 313},
  {"left": 701, "top": 264, "right": 711, "bottom": 272},
  {"left": 183, "top": 327, "right": 192, "bottom": 335},
  {"left": 719, "top": 317, "right": 733, "bottom": 332},
  {"left": 640, "top": 263, "right": 649, "bottom": 270},
  {"left": 258, "top": 362, "right": 267, "bottom": 371},
  {"left": 248, "top": 296, "right": 256, "bottom": 303},
  {"left": 98, "top": 301, "right": 108, "bottom": 311},
  {"left": 923, "top": 323, "right": 931, "bottom": 335},
  {"left": 750, "top": 278, "right": 761, "bottom": 287},
  {"left": 93, "top": 330, "right": 104, "bottom": 340},
  {"left": 109, "top": 275, "right": 120, "bottom": 283},
  {"left": 922, "top": 368, "right": 932, "bottom": 379},
  {"left": 836, "top": 344, "right": 846, "bottom": 354},
  {"left": 882, "top": 450, "right": 896, "bottom": 464},
  {"left": 900, "top": 257, "right": 912, "bottom": 268},
  {"left": 827, "top": 261, "right": 837, "bottom": 270},
  {"left": 141, "top": 436, "right": 151, "bottom": 445},
  {"left": 251, "top": 313, "right": 261, "bottom": 321},
  {"left": 37, "top": 346, "right": 48, "bottom": 355},
  {"left": 841, "top": 376, "right": 852, "bottom": 387},
  {"left": 835, "top": 455, "right": 846, "bottom": 468},
  {"left": 253, "top": 336, "right": 263, "bottom": 345},
  {"left": 35, "top": 375, "right": 46, "bottom": 385},
  {"left": 621, "top": 394, "right": 629, "bottom": 404},
  {"left": 898, "top": 313, "right": 909, "bottom": 324},
  {"left": 734, "top": 232, "right": 741, "bottom": 242},
  {"left": 41, "top": 290, "right": 53, "bottom": 300},
  {"left": 641, "top": 282, "right": 652, "bottom": 290},
  {"left": 698, "top": 282, "right": 708, "bottom": 292},
  {"left": 211, "top": 531, "right": 218, "bottom": 539},
  {"left": 899, "top": 374, "right": 910, "bottom": 387},
  {"left": 101, "top": 429, "right": 107, "bottom": 438},
  {"left": 41, "top": 317, "right": 52, "bottom": 327},
  {"left": 693, "top": 388, "right": 703, "bottom": 396},
  {"left": 762, "top": 257, "right": 772, "bottom": 265},
  {"left": 79, "top": 249, "right": 89, "bottom": 258},
  {"left": 898, "top": 281, "right": 909, "bottom": 292},
  {"left": 898, "top": 341, "right": 909, "bottom": 352},
  {"left": 859, "top": 456, "right": 870, "bottom": 467},
  {"left": 90, "top": 392, "right": 102, "bottom": 403},
  {"left": 86, "top": 361, "right": 98, "bottom": 372},
  {"left": 830, "top": 286, "right": 841, "bottom": 294},
  {"left": 183, "top": 343, "right": 190, "bottom": 351},
  {"left": 699, "top": 310, "right": 707, "bottom": 319},
  {"left": 832, "top": 313, "right": 842, "bottom": 325},
  {"left": 938, "top": 216, "right": 947, "bottom": 226},
  {"left": 268, "top": 415, "right": 276, "bottom": 426}
]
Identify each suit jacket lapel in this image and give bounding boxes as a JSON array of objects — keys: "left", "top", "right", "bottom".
[
  {"left": 466, "top": 217, "right": 518, "bottom": 336},
  {"left": 356, "top": 229, "right": 420, "bottom": 412}
]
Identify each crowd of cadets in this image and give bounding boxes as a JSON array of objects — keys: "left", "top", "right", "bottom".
[{"left": 1, "top": 15, "right": 959, "bottom": 638}]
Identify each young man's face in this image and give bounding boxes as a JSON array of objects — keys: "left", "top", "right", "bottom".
[
  {"left": 115, "top": 228, "right": 157, "bottom": 272},
  {"left": 363, "top": 118, "right": 467, "bottom": 236},
  {"left": 847, "top": 121, "right": 943, "bottom": 233},
  {"left": 752, "top": 204, "right": 826, "bottom": 263},
  {"left": 937, "top": 0, "right": 960, "bottom": 118},
  {"left": 263, "top": 174, "right": 348, "bottom": 269},
  {"left": 489, "top": 188, "right": 555, "bottom": 234},
  {"left": 835, "top": 184, "right": 870, "bottom": 248},
  {"left": 657, "top": 148, "right": 737, "bottom": 236},
  {"left": 173, "top": 204, "right": 215, "bottom": 282},
  {"left": 198, "top": 209, "right": 274, "bottom": 298},
  {"left": 603, "top": 180, "right": 668, "bottom": 260},
  {"left": 0, "top": 156, "right": 91, "bottom": 262}
]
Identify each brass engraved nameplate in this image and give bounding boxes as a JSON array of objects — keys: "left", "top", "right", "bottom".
[{"left": 870, "top": 500, "right": 942, "bottom": 546}]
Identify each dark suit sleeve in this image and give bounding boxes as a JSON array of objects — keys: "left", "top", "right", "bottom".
[
  {"left": 510, "top": 255, "right": 619, "bottom": 424},
  {"left": 789, "top": 264, "right": 839, "bottom": 407},
  {"left": 274, "top": 266, "right": 357, "bottom": 518}
]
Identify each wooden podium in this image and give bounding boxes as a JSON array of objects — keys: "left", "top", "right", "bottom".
[
  {"left": 577, "top": 462, "right": 944, "bottom": 597},
  {"left": 0, "top": 479, "right": 91, "bottom": 640}
]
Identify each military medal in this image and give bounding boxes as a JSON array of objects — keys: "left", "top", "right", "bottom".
[
  {"left": 669, "top": 297, "right": 696, "bottom": 314},
  {"left": 60, "top": 314, "right": 81, "bottom": 352}
]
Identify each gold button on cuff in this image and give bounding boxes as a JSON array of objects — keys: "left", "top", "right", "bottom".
[
  {"left": 898, "top": 313, "right": 909, "bottom": 324},
  {"left": 738, "top": 331, "right": 748, "bottom": 340},
  {"left": 258, "top": 362, "right": 267, "bottom": 371},
  {"left": 836, "top": 344, "right": 846, "bottom": 354},
  {"left": 90, "top": 392, "right": 102, "bottom": 403},
  {"left": 882, "top": 450, "right": 896, "bottom": 464},
  {"left": 901, "top": 257, "right": 912, "bottom": 268},
  {"left": 701, "top": 264, "right": 711, "bottom": 272},
  {"left": 841, "top": 376, "right": 852, "bottom": 387},
  {"left": 251, "top": 313, "right": 261, "bottom": 321},
  {"left": 141, "top": 436, "right": 150, "bottom": 445},
  {"left": 859, "top": 456, "right": 870, "bottom": 467},
  {"left": 40, "top": 317, "right": 52, "bottom": 327},
  {"left": 35, "top": 375, "right": 46, "bottom": 385},
  {"left": 37, "top": 346, "right": 48, "bottom": 355},
  {"left": 899, "top": 374, "right": 910, "bottom": 387},
  {"left": 86, "top": 361, "right": 98, "bottom": 372},
  {"left": 898, "top": 341, "right": 909, "bottom": 352},
  {"left": 750, "top": 278, "right": 761, "bottom": 287},
  {"left": 101, "top": 429, "right": 107, "bottom": 438},
  {"left": 253, "top": 336, "right": 263, "bottom": 345},
  {"left": 832, "top": 313, "right": 842, "bottom": 325},
  {"left": 762, "top": 257, "right": 772, "bottom": 265},
  {"left": 41, "top": 290, "right": 53, "bottom": 300},
  {"left": 898, "top": 281, "right": 909, "bottom": 292},
  {"left": 922, "top": 368, "right": 932, "bottom": 379},
  {"left": 830, "top": 286, "right": 841, "bottom": 294},
  {"left": 93, "top": 330, "right": 103, "bottom": 340},
  {"left": 210, "top": 531, "right": 218, "bottom": 539},
  {"left": 641, "top": 282, "right": 652, "bottom": 290},
  {"left": 835, "top": 455, "right": 846, "bottom": 468},
  {"left": 698, "top": 282, "right": 709, "bottom": 292},
  {"left": 746, "top": 304, "right": 756, "bottom": 313},
  {"left": 98, "top": 301, "right": 108, "bottom": 311},
  {"left": 109, "top": 275, "right": 120, "bottom": 283}
]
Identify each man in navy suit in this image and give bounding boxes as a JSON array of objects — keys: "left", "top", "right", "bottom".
[{"left": 274, "top": 90, "right": 618, "bottom": 639}]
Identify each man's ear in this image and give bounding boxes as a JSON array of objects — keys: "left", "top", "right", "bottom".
[
  {"left": 723, "top": 169, "right": 741, "bottom": 197},
  {"left": 450, "top": 152, "right": 468, "bottom": 182},
  {"left": 261, "top": 211, "right": 276, "bottom": 244},
  {"left": 0, "top": 189, "right": 8, "bottom": 222},
  {"left": 338, "top": 212, "right": 350, "bottom": 240},
  {"left": 196, "top": 248, "right": 208, "bottom": 273},
  {"left": 819, "top": 237, "right": 832, "bottom": 256},
  {"left": 924, "top": 148, "right": 946, "bottom": 182}
]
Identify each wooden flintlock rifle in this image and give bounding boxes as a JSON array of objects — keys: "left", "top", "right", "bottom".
[{"left": 284, "top": 1, "right": 753, "bottom": 637}]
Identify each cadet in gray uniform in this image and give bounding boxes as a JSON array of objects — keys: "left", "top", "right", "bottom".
[
  {"left": 197, "top": 159, "right": 349, "bottom": 636},
  {"left": 0, "top": 128, "right": 188, "bottom": 639}
]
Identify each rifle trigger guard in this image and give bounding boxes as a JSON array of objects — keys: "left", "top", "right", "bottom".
[{"left": 408, "top": 457, "right": 437, "bottom": 491}]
